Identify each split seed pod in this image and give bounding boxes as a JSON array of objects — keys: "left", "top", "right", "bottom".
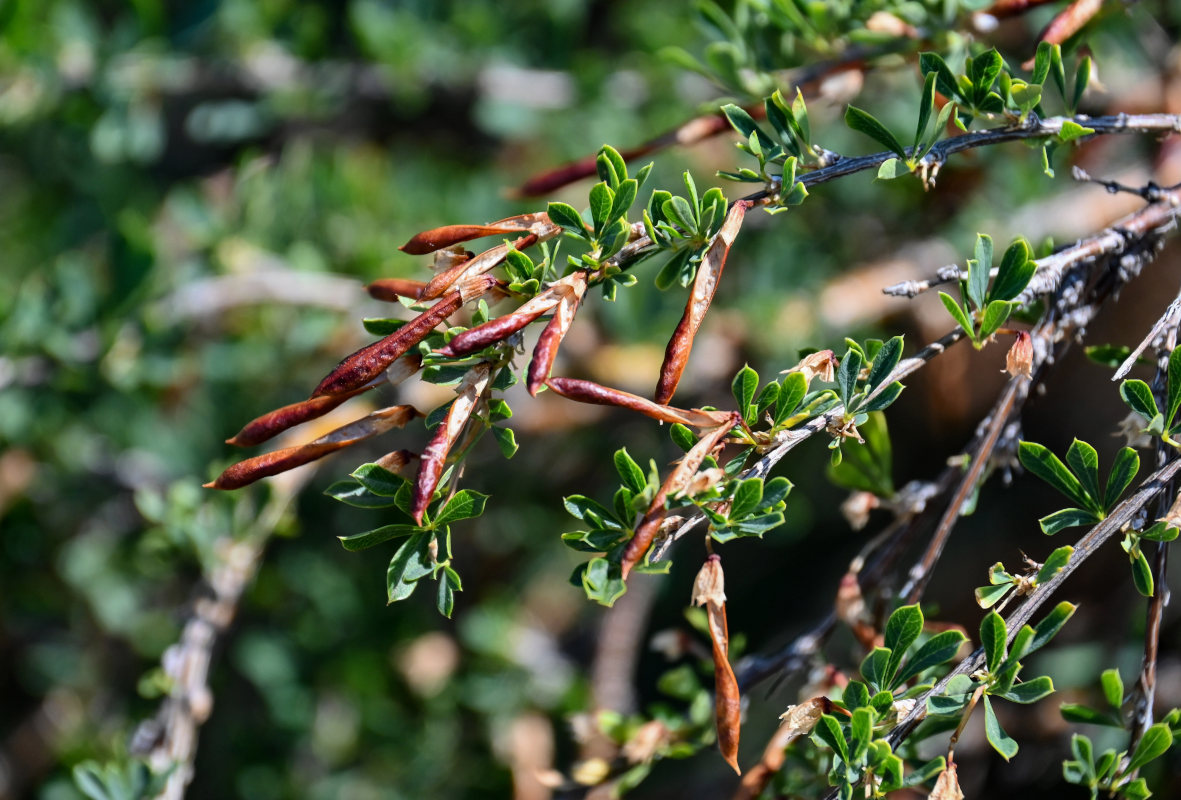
[
  {"left": 411, "top": 363, "right": 492, "bottom": 524},
  {"left": 526, "top": 271, "right": 588, "bottom": 395},
  {"left": 206, "top": 405, "right": 419, "bottom": 490},
  {"left": 655, "top": 200, "right": 750, "bottom": 405},
  {"left": 400, "top": 211, "right": 556, "bottom": 255},
  {"left": 692, "top": 554, "right": 741, "bottom": 775}
]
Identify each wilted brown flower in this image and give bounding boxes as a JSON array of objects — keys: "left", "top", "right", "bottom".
[
  {"left": 778, "top": 696, "right": 830, "bottom": 736},
  {"left": 692, "top": 554, "right": 726, "bottom": 608},
  {"left": 840, "top": 490, "right": 879, "bottom": 530},
  {"left": 1005, "top": 331, "right": 1033, "bottom": 379},
  {"left": 786, "top": 349, "right": 837, "bottom": 383},
  {"left": 931, "top": 760, "right": 964, "bottom": 800}
]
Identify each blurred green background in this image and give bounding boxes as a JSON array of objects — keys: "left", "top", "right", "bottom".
[{"left": 3, "top": 1, "right": 1181, "bottom": 798}]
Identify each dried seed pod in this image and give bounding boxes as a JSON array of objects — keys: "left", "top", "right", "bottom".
[
  {"left": 312, "top": 276, "right": 495, "bottom": 397},
  {"left": 696, "top": 555, "right": 741, "bottom": 775},
  {"left": 437, "top": 274, "right": 585, "bottom": 357},
  {"left": 778, "top": 696, "right": 831, "bottom": 736},
  {"left": 420, "top": 234, "right": 543, "bottom": 301},
  {"left": 411, "top": 363, "right": 492, "bottom": 524},
  {"left": 400, "top": 212, "right": 556, "bottom": 255},
  {"left": 544, "top": 377, "right": 731, "bottom": 429},
  {"left": 621, "top": 415, "right": 737, "bottom": 577},
  {"left": 206, "top": 405, "right": 419, "bottom": 490},
  {"left": 226, "top": 382, "right": 379, "bottom": 447},
  {"left": 931, "top": 760, "right": 964, "bottom": 800},
  {"left": 526, "top": 272, "right": 588, "bottom": 395},
  {"left": 367, "top": 278, "right": 428, "bottom": 302},
  {"left": 655, "top": 201, "right": 750, "bottom": 405}
]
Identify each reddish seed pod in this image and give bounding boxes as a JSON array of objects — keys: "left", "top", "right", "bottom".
[
  {"left": 655, "top": 201, "right": 750, "bottom": 405},
  {"left": 400, "top": 212, "right": 554, "bottom": 255},
  {"left": 526, "top": 274, "right": 587, "bottom": 395},
  {"left": 312, "top": 276, "right": 495, "bottom": 397},
  {"left": 420, "top": 234, "right": 541, "bottom": 301},
  {"left": 367, "top": 278, "right": 427, "bottom": 302},
  {"left": 226, "top": 383, "right": 377, "bottom": 448},
  {"left": 545, "top": 377, "right": 729, "bottom": 429}
]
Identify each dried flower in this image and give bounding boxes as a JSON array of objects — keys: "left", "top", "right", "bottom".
[
  {"left": 931, "top": 760, "right": 964, "bottom": 800},
  {"left": 622, "top": 720, "right": 670, "bottom": 764},
  {"left": 786, "top": 349, "right": 837, "bottom": 383},
  {"left": 834, "top": 572, "right": 866, "bottom": 625},
  {"left": 1005, "top": 331, "right": 1033, "bottom": 379},
  {"left": 840, "top": 490, "right": 879, "bottom": 530},
  {"left": 778, "top": 696, "right": 830, "bottom": 736},
  {"left": 692, "top": 554, "right": 726, "bottom": 607},
  {"left": 1116, "top": 411, "right": 1154, "bottom": 450}
]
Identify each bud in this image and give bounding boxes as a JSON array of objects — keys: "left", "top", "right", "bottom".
[
  {"left": 931, "top": 760, "right": 964, "bottom": 800},
  {"left": 1005, "top": 331, "right": 1033, "bottom": 379},
  {"left": 692, "top": 554, "right": 726, "bottom": 608}
]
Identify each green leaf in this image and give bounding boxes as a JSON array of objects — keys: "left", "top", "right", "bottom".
[
  {"left": 981, "top": 611, "right": 1007, "bottom": 673},
  {"left": 1120, "top": 379, "right": 1160, "bottom": 421},
  {"left": 975, "top": 582, "right": 1013, "bottom": 608},
  {"left": 970, "top": 49, "right": 1004, "bottom": 97},
  {"left": 939, "top": 292, "right": 975, "bottom": 341},
  {"left": 915, "top": 71, "right": 936, "bottom": 145},
  {"left": 1064, "top": 439, "right": 1101, "bottom": 511},
  {"left": 894, "top": 630, "right": 967, "bottom": 687},
  {"left": 1126, "top": 723, "right": 1173, "bottom": 773},
  {"left": 984, "top": 695, "right": 1019, "bottom": 760},
  {"left": 836, "top": 348, "right": 863, "bottom": 408},
  {"left": 1032, "top": 41, "right": 1054, "bottom": 86},
  {"left": 614, "top": 448, "right": 646, "bottom": 493},
  {"left": 850, "top": 708, "right": 873, "bottom": 760},
  {"left": 867, "top": 336, "right": 903, "bottom": 390},
  {"left": 362, "top": 317, "right": 408, "bottom": 336},
  {"left": 1035, "top": 546, "right": 1074, "bottom": 583},
  {"left": 722, "top": 104, "right": 770, "bottom": 148},
  {"left": 663, "top": 196, "right": 696, "bottom": 232},
  {"left": 731, "top": 364, "right": 759, "bottom": 422},
  {"left": 860, "top": 646, "right": 891, "bottom": 691},
  {"left": 865, "top": 381, "right": 904, "bottom": 412},
  {"left": 352, "top": 463, "right": 408, "bottom": 496},
  {"left": 387, "top": 533, "right": 434, "bottom": 603},
  {"left": 599, "top": 144, "right": 628, "bottom": 186},
  {"left": 1058, "top": 119, "right": 1094, "bottom": 143},
  {"left": 670, "top": 423, "right": 697, "bottom": 452},
  {"left": 1166, "top": 346, "right": 1181, "bottom": 430},
  {"left": 1101, "top": 668, "right": 1123, "bottom": 709},
  {"left": 845, "top": 105, "right": 908, "bottom": 160},
  {"left": 1028, "top": 601, "right": 1076, "bottom": 655},
  {"left": 547, "top": 201, "right": 591, "bottom": 239},
  {"left": 1060, "top": 704, "right": 1122, "bottom": 727},
  {"left": 1131, "top": 548, "right": 1154, "bottom": 597},
  {"left": 588, "top": 182, "right": 614, "bottom": 233},
  {"left": 877, "top": 158, "right": 906, "bottom": 180},
  {"left": 325, "top": 480, "right": 403, "bottom": 509},
  {"left": 563, "top": 495, "right": 620, "bottom": 529},
  {"left": 883, "top": 604, "right": 923, "bottom": 685},
  {"left": 775, "top": 372, "right": 808, "bottom": 425},
  {"left": 999, "top": 675, "right": 1054, "bottom": 704},
  {"left": 436, "top": 564, "right": 461, "bottom": 617},
  {"left": 1018, "top": 441, "right": 1091, "bottom": 509},
  {"left": 492, "top": 425, "right": 518, "bottom": 459},
  {"left": 581, "top": 557, "right": 627, "bottom": 606},
  {"left": 1123, "top": 778, "right": 1152, "bottom": 800},
  {"left": 1104, "top": 447, "right": 1140, "bottom": 511},
  {"left": 730, "top": 477, "right": 764, "bottom": 519},
  {"left": 970, "top": 234, "right": 993, "bottom": 309},
  {"left": 1071, "top": 56, "right": 1091, "bottom": 112},
  {"left": 991, "top": 239, "right": 1035, "bottom": 301},
  {"left": 979, "top": 300, "right": 1012, "bottom": 341},
  {"left": 608, "top": 179, "right": 638, "bottom": 227},
  {"left": 1141, "top": 521, "right": 1179, "bottom": 542},
  {"left": 433, "top": 489, "right": 489, "bottom": 527},
  {"left": 339, "top": 523, "right": 420, "bottom": 552},
  {"left": 920, "top": 52, "right": 960, "bottom": 101},
  {"left": 813, "top": 714, "right": 850, "bottom": 761}
]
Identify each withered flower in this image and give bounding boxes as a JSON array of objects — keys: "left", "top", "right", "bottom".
[
  {"left": 1005, "top": 330, "right": 1033, "bottom": 379},
  {"left": 786, "top": 349, "right": 837, "bottom": 383}
]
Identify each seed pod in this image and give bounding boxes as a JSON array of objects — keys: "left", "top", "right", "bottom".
[
  {"left": 206, "top": 405, "right": 419, "bottom": 490},
  {"left": 622, "top": 415, "right": 738, "bottom": 577},
  {"left": 367, "top": 278, "right": 427, "bottom": 302},
  {"left": 400, "top": 212, "right": 556, "bottom": 255},
  {"left": 421, "top": 233, "right": 545, "bottom": 301},
  {"left": 655, "top": 201, "right": 750, "bottom": 405},
  {"left": 411, "top": 363, "right": 492, "bottom": 524},
  {"left": 526, "top": 272, "right": 588, "bottom": 395},
  {"left": 695, "top": 555, "right": 741, "bottom": 775},
  {"left": 931, "top": 760, "right": 964, "bottom": 800},
  {"left": 226, "top": 382, "right": 379, "bottom": 448},
  {"left": 545, "top": 377, "right": 731, "bottom": 429},
  {"left": 312, "top": 276, "right": 495, "bottom": 397},
  {"left": 438, "top": 281, "right": 569, "bottom": 358}
]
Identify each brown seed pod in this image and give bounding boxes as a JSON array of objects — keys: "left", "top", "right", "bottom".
[
  {"left": 311, "top": 276, "right": 495, "bottom": 397},
  {"left": 400, "top": 212, "right": 555, "bottom": 255},
  {"left": 226, "top": 382, "right": 379, "bottom": 448},
  {"left": 544, "top": 377, "right": 731, "bottom": 429},
  {"left": 420, "top": 231, "right": 552, "bottom": 301},
  {"left": 655, "top": 201, "right": 751, "bottom": 405},
  {"left": 693, "top": 555, "right": 741, "bottom": 775},
  {"left": 206, "top": 405, "right": 419, "bottom": 490},
  {"left": 410, "top": 363, "right": 492, "bottom": 524},
  {"left": 526, "top": 273, "right": 588, "bottom": 395},
  {"left": 621, "top": 415, "right": 738, "bottom": 577},
  {"left": 366, "top": 278, "right": 428, "bottom": 302}
]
